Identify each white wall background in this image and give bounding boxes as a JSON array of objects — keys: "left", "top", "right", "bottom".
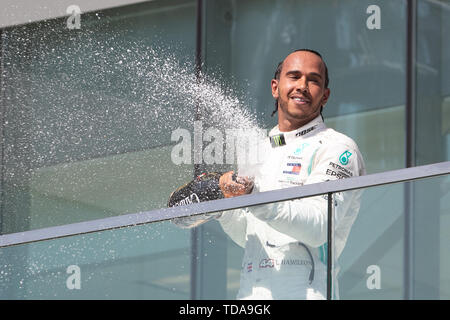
[{"left": 0, "top": 0, "right": 151, "bottom": 28}]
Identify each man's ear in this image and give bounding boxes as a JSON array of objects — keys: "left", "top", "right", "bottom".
[
  {"left": 271, "top": 79, "right": 279, "bottom": 99},
  {"left": 321, "top": 88, "right": 330, "bottom": 106}
]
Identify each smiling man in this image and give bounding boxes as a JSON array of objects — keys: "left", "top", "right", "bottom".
[
  {"left": 272, "top": 49, "right": 330, "bottom": 131},
  {"left": 216, "top": 49, "right": 366, "bottom": 300}
]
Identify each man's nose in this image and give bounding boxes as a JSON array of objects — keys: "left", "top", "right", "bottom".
[{"left": 296, "top": 77, "right": 308, "bottom": 92}]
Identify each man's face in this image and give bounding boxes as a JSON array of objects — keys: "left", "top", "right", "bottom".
[{"left": 271, "top": 51, "right": 330, "bottom": 131}]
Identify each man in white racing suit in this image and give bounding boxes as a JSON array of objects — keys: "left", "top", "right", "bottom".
[
  {"left": 174, "top": 49, "right": 366, "bottom": 299},
  {"left": 217, "top": 114, "right": 365, "bottom": 299}
]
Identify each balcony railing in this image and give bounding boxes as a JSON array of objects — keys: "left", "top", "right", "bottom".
[{"left": 0, "top": 160, "right": 449, "bottom": 299}]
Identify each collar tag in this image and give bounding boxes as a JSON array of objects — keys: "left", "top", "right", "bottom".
[{"left": 295, "top": 125, "right": 318, "bottom": 137}]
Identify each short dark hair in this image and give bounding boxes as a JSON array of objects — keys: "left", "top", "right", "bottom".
[{"left": 271, "top": 49, "right": 329, "bottom": 117}]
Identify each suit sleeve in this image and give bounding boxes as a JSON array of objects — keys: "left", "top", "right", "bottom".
[
  {"left": 172, "top": 212, "right": 221, "bottom": 229},
  {"left": 172, "top": 208, "right": 248, "bottom": 249},
  {"left": 216, "top": 208, "right": 248, "bottom": 248},
  {"left": 249, "top": 143, "right": 365, "bottom": 248}
]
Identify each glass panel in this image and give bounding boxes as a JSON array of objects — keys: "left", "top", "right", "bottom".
[
  {"left": 203, "top": 0, "right": 406, "bottom": 175},
  {"left": 337, "top": 174, "right": 450, "bottom": 299},
  {"left": 335, "top": 182, "right": 404, "bottom": 299},
  {"left": 416, "top": 0, "right": 450, "bottom": 165},
  {"left": 1, "top": 193, "right": 342, "bottom": 300},
  {"left": 0, "top": 0, "right": 196, "bottom": 234},
  {"left": 0, "top": 220, "right": 191, "bottom": 299}
]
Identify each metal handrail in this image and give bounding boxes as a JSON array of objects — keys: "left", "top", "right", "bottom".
[{"left": 0, "top": 161, "right": 449, "bottom": 248}]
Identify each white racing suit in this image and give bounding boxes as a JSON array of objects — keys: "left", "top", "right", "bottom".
[{"left": 174, "top": 115, "right": 366, "bottom": 300}]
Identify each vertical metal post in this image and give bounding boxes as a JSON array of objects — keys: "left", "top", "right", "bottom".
[
  {"left": 0, "top": 29, "right": 5, "bottom": 235},
  {"left": 190, "top": 0, "right": 203, "bottom": 300},
  {"left": 327, "top": 192, "right": 333, "bottom": 300},
  {"left": 404, "top": 181, "right": 414, "bottom": 300},
  {"left": 404, "top": 0, "right": 417, "bottom": 301},
  {"left": 406, "top": 0, "right": 416, "bottom": 169}
]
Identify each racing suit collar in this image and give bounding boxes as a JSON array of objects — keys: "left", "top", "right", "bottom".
[{"left": 269, "top": 115, "right": 326, "bottom": 148}]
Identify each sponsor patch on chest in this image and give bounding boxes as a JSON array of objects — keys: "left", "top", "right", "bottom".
[{"left": 282, "top": 162, "right": 302, "bottom": 175}]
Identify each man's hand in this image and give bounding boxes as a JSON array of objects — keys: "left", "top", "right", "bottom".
[{"left": 219, "top": 171, "right": 254, "bottom": 198}]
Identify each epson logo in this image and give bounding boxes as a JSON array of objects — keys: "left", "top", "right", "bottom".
[{"left": 174, "top": 193, "right": 201, "bottom": 206}]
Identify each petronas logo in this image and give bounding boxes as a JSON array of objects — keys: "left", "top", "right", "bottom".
[{"left": 270, "top": 134, "right": 286, "bottom": 148}]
